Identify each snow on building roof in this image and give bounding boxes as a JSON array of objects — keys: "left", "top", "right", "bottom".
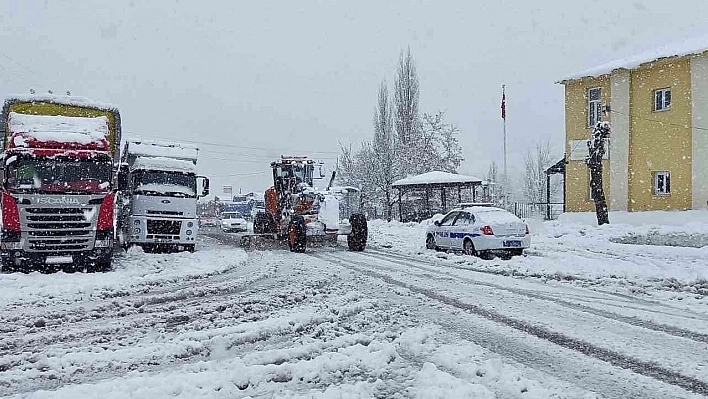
[
  {"left": 392, "top": 171, "right": 483, "bottom": 187},
  {"left": 126, "top": 139, "right": 199, "bottom": 160},
  {"left": 8, "top": 112, "right": 108, "bottom": 145},
  {"left": 132, "top": 156, "right": 196, "bottom": 173},
  {"left": 5, "top": 93, "right": 119, "bottom": 112},
  {"left": 559, "top": 35, "right": 708, "bottom": 82}
]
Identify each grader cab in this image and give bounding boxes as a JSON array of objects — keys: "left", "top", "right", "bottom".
[{"left": 253, "top": 156, "right": 367, "bottom": 253}]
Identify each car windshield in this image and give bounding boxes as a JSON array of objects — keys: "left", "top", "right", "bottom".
[
  {"left": 133, "top": 170, "right": 196, "bottom": 198},
  {"left": 222, "top": 213, "right": 241, "bottom": 219},
  {"left": 4, "top": 155, "right": 112, "bottom": 194}
]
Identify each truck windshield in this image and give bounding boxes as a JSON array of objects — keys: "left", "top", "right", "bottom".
[
  {"left": 5, "top": 156, "right": 112, "bottom": 194},
  {"left": 133, "top": 170, "right": 197, "bottom": 198}
]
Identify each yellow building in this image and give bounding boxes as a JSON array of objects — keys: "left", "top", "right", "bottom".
[{"left": 559, "top": 39, "right": 708, "bottom": 212}]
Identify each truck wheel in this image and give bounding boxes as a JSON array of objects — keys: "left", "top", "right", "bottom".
[
  {"left": 288, "top": 215, "right": 307, "bottom": 253},
  {"left": 254, "top": 212, "right": 276, "bottom": 234},
  {"left": 87, "top": 261, "right": 112, "bottom": 273},
  {"left": 253, "top": 213, "right": 265, "bottom": 234},
  {"left": 347, "top": 213, "right": 367, "bottom": 252}
]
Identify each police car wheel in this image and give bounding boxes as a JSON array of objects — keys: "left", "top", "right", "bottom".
[
  {"left": 463, "top": 239, "right": 477, "bottom": 256},
  {"left": 426, "top": 235, "right": 437, "bottom": 250}
]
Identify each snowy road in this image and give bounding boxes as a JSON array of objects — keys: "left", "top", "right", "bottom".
[{"left": 1, "top": 230, "right": 707, "bottom": 398}]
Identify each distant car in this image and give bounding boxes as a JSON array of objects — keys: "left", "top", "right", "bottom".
[
  {"left": 425, "top": 206, "right": 530, "bottom": 258},
  {"left": 199, "top": 216, "right": 219, "bottom": 228},
  {"left": 220, "top": 212, "right": 248, "bottom": 233}
]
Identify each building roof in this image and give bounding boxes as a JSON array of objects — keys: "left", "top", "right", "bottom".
[
  {"left": 392, "top": 171, "right": 482, "bottom": 187},
  {"left": 559, "top": 35, "right": 708, "bottom": 82}
]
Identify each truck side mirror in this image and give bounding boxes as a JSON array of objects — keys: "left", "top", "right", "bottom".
[
  {"left": 117, "top": 165, "right": 129, "bottom": 191},
  {"left": 198, "top": 176, "right": 210, "bottom": 197}
]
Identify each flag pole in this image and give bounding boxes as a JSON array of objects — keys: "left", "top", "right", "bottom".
[{"left": 502, "top": 84, "right": 507, "bottom": 202}]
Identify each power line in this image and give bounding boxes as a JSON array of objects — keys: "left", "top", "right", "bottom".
[
  {"left": 199, "top": 147, "right": 337, "bottom": 160},
  {"left": 146, "top": 136, "right": 341, "bottom": 155},
  {"left": 209, "top": 171, "right": 269, "bottom": 178},
  {"left": 608, "top": 109, "right": 708, "bottom": 131},
  {"left": 0, "top": 49, "right": 42, "bottom": 87},
  {"left": 565, "top": 107, "right": 708, "bottom": 159}
]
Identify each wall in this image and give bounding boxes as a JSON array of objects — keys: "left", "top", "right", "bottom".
[
  {"left": 564, "top": 76, "right": 611, "bottom": 212},
  {"left": 628, "top": 57, "right": 692, "bottom": 211},
  {"left": 691, "top": 52, "right": 708, "bottom": 209},
  {"left": 609, "top": 69, "right": 631, "bottom": 211}
]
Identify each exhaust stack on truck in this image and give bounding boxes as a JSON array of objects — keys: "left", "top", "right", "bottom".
[
  {"left": 117, "top": 140, "right": 209, "bottom": 252},
  {"left": 0, "top": 95, "right": 121, "bottom": 272}
]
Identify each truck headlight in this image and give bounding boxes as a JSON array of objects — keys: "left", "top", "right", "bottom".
[
  {"left": 133, "top": 227, "right": 141, "bottom": 234},
  {"left": 186, "top": 230, "right": 193, "bottom": 236},
  {"left": 187, "top": 221, "right": 194, "bottom": 228},
  {"left": 133, "top": 220, "right": 140, "bottom": 226}
]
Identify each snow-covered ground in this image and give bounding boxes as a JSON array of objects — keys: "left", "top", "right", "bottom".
[
  {"left": 368, "top": 211, "right": 708, "bottom": 306},
  {"left": 2, "top": 218, "right": 707, "bottom": 398}
]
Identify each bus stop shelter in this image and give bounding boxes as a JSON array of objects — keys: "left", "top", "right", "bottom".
[{"left": 392, "top": 171, "right": 483, "bottom": 222}]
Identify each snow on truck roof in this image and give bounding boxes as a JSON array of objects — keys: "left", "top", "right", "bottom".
[
  {"left": 392, "top": 171, "right": 482, "bottom": 187},
  {"left": 8, "top": 112, "right": 109, "bottom": 146},
  {"left": 132, "top": 156, "right": 196, "bottom": 173},
  {"left": 559, "top": 34, "right": 708, "bottom": 82},
  {"left": 126, "top": 139, "right": 199, "bottom": 159},
  {"left": 4, "top": 93, "right": 119, "bottom": 112}
]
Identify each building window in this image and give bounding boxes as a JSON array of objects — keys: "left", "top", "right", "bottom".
[
  {"left": 654, "top": 88, "right": 671, "bottom": 111},
  {"left": 588, "top": 87, "right": 602, "bottom": 127},
  {"left": 653, "top": 171, "right": 671, "bottom": 196}
]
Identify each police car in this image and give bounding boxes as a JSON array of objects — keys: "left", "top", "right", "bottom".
[{"left": 425, "top": 204, "right": 530, "bottom": 258}]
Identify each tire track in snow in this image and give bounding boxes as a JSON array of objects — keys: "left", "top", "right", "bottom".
[
  {"left": 369, "top": 247, "right": 708, "bottom": 322},
  {"left": 315, "top": 253, "right": 708, "bottom": 396},
  {"left": 359, "top": 250, "right": 708, "bottom": 344}
]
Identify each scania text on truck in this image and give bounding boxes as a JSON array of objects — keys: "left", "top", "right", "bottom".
[
  {"left": 117, "top": 140, "right": 209, "bottom": 252},
  {"left": 0, "top": 95, "right": 121, "bottom": 272}
]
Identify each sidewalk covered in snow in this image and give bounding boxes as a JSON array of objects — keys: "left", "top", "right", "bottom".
[{"left": 392, "top": 171, "right": 483, "bottom": 222}]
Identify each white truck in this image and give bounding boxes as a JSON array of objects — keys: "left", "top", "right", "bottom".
[{"left": 117, "top": 140, "right": 209, "bottom": 252}]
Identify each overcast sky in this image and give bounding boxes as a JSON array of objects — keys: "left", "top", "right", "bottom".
[{"left": 1, "top": 0, "right": 707, "bottom": 197}]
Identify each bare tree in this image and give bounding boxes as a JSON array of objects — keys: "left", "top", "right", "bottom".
[
  {"left": 423, "top": 111, "right": 463, "bottom": 173},
  {"left": 486, "top": 161, "right": 500, "bottom": 202},
  {"left": 522, "top": 141, "right": 557, "bottom": 204},
  {"left": 394, "top": 47, "right": 421, "bottom": 175},
  {"left": 370, "top": 81, "right": 401, "bottom": 220}
]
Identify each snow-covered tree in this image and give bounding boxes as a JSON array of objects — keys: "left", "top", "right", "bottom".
[
  {"left": 369, "top": 81, "right": 402, "bottom": 220},
  {"left": 586, "top": 121, "right": 611, "bottom": 225},
  {"left": 337, "top": 48, "right": 465, "bottom": 220},
  {"left": 486, "top": 161, "right": 500, "bottom": 202},
  {"left": 522, "top": 141, "right": 557, "bottom": 204},
  {"left": 423, "top": 111, "right": 464, "bottom": 173},
  {"left": 394, "top": 47, "right": 424, "bottom": 176}
]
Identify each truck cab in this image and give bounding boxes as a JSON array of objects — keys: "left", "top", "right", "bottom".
[
  {"left": 118, "top": 140, "right": 208, "bottom": 252},
  {"left": 0, "top": 96, "right": 121, "bottom": 272}
]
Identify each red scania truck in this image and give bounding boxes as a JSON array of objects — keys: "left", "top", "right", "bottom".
[{"left": 0, "top": 95, "right": 121, "bottom": 272}]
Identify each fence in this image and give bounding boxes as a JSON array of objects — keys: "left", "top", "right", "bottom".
[{"left": 502, "top": 202, "right": 564, "bottom": 221}]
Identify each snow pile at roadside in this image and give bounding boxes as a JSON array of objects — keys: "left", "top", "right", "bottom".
[
  {"left": 556, "top": 210, "right": 708, "bottom": 248},
  {"left": 367, "top": 212, "right": 708, "bottom": 290},
  {"left": 0, "top": 246, "right": 247, "bottom": 307}
]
